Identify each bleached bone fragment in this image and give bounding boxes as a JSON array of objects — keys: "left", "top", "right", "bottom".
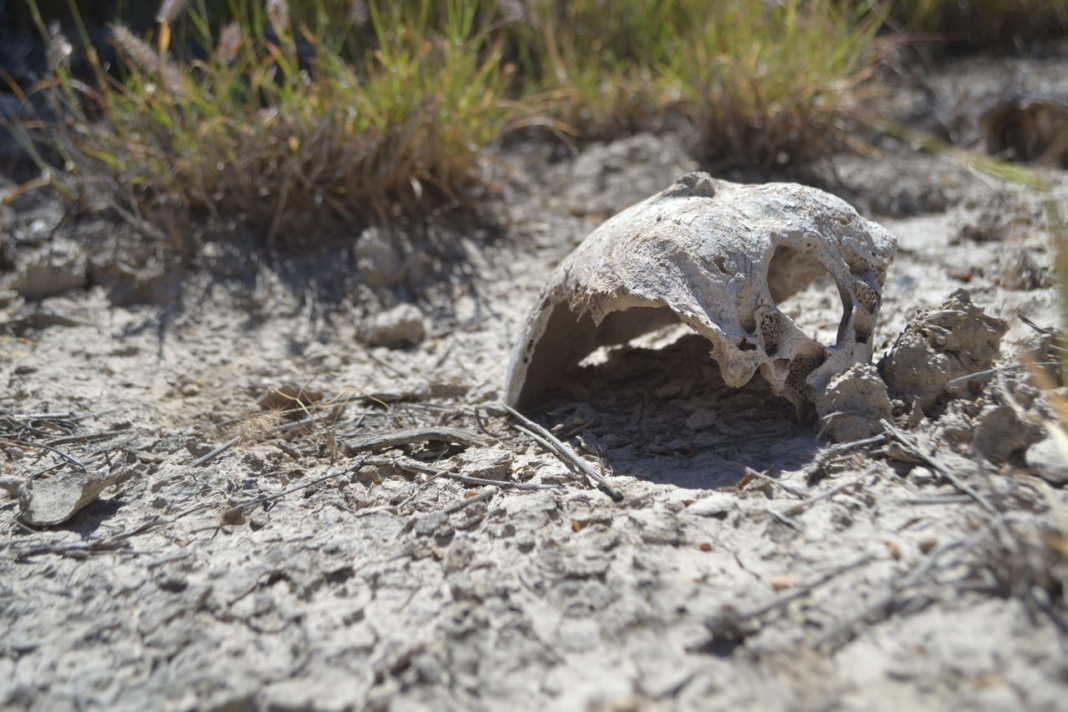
[{"left": 505, "top": 172, "right": 897, "bottom": 412}]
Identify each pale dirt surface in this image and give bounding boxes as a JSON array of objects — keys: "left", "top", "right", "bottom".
[{"left": 2, "top": 55, "right": 1068, "bottom": 712}]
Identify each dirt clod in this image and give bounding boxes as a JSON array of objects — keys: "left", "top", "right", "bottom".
[
  {"left": 356, "top": 226, "right": 409, "bottom": 287},
  {"left": 456, "top": 447, "right": 514, "bottom": 481},
  {"left": 358, "top": 302, "right": 426, "bottom": 347},
  {"left": 258, "top": 383, "right": 325, "bottom": 414},
  {"left": 972, "top": 404, "right": 1045, "bottom": 461},
  {"left": 11, "top": 237, "right": 87, "bottom": 299},
  {"left": 879, "top": 289, "right": 1008, "bottom": 413},
  {"left": 817, "top": 363, "right": 893, "bottom": 443}
]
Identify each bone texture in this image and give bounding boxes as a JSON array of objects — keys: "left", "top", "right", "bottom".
[{"left": 505, "top": 172, "right": 898, "bottom": 411}]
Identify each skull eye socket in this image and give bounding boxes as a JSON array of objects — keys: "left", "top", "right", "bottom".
[{"left": 766, "top": 244, "right": 848, "bottom": 349}]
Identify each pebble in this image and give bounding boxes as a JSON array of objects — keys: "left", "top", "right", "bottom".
[
  {"left": 358, "top": 303, "right": 426, "bottom": 347},
  {"left": 687, "top": 492, "right": 737, "bottom": 517}
]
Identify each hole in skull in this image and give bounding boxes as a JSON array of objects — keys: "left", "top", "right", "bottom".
[
  {"left": 766, "top": 244, "right": 849, "bottom": 348},
  {"left": 534, "top": 330, "right": 820, "bottom": 490}
]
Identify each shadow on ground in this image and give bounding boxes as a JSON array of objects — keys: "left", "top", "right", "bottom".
[{"left": 532, "top": 333, "right": 821, "bottom": 489}]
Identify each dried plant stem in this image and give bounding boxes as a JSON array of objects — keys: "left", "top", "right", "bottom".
[{"left": 494, "top": 404, "right": 624, "bottom": 502}]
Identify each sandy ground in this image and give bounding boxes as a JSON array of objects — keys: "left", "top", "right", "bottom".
[{"left": 2, "top": 54, "right": 1068, "bottom": 712}]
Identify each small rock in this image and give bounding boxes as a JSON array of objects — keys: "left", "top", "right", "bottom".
[
  {"left": 565, "top": 133, "right": 698, "bottom": 218},
  {"left": 13, "top": 238, "right": 87, "bottom": 299},
  {"left": 358, "top": 303, "right": 426, "bottom": 348},
  {"left": 1025, "top": 436, "right": 1068, "bottom": 485},
  {"left": 972, "top": 404, "right": 1044, "bottom": 461},
  {"left": 909, "top": 466, "right": 938, "bottom": 487},
  {"left": 221, "top": 507, "right": 246, "bottom": 525},
  {"left": 18, "top": 468, "right": 135, "bottom": 527},
  {"left": 537, "top": 463, "right": 573, "bottom": 486},
  {"left": 687, "top": 493, "right": 736, "bottom": 517},
  {"left": 817, "top": 363, "right": 893, "bottom": 443},
  {"left": 457, "top": 447, "right": 513, "bottom": 481},
  {"left": 413, "top": 511, "right": 449, "bottom": 537},
  {"left": 996, "top": 247, "right": 1050, "bottom": 291},
  {"left": 879, "top": 289, "right": 1007, "bottom": 412},
  {"left": 355, "top": 226, "right": 407, "bottom": 287}
]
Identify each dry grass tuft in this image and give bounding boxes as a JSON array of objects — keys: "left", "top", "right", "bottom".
[
  {"left": 19, "top": 0, "right": 1068, "bottom": 246},
  {"left": 669, "top": 1, "right": 884, "bottom": 167},
  {"left": 894, "top": 0, "right": 1068, "bottom": 46},
  {"left": 511, "top": 0, "right": 884, "bottom": 167},
  {"left": 975, "top": 520, "right": 1068, "bottom": 621},
  {"left": 27, "top": 0, "right": 515, "bottom": 244}
]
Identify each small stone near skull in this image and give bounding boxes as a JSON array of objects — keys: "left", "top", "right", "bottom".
[
  {"left": 972, "top": 404, "right": 1044, "bottom": 462},
  {"left": 880, "top": 289, "right": 1007, "bottom": 412},
  {"left": 458, "top": 447, "right": 514, "bottom": 481},
  {"left": 358, "top": 303, "right": 426, "bottom": 348},
  {"left": 818, "top": 364, "right": 893, "bottom": 443},
  {"left": 687, "top": 493, "right": 737, "bottom": 518},
  {"left": 17, "top": 468, "right": 134, "bottom": 527},
  {"left": 13, "top": 237, "right": 87, "bottom": 299},
  {"left": 1025, "top": 437, "right": 1068, "bottom": 486}
]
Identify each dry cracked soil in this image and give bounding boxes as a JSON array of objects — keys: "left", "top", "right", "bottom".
[{"left": 1, "top": 53, "right": 1068, "bottom": 712}]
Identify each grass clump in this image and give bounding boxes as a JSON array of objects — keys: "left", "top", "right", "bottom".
[
  {"left": 26, "top": 0, "right": 1068, "bottom": 247},
  {"left": 666, "top": 1, "right": 884, "bottom": 167},
  {"left": 893, "top": 0, "right": 1068, "bottom": 47},
  {"left": 512, "top": 0, "right": 884, "bottom": 168},
  {"left": 29, "top": 0, "right": 514, "bottom": 244}
]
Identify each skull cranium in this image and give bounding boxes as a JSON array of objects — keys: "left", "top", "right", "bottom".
[{"left": 505, "top": 172, "right": 897, "bottom": 414}]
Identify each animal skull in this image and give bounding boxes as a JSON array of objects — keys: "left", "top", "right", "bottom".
[{"left": 505, "top": 172, "right": 897, "bottom": 413}]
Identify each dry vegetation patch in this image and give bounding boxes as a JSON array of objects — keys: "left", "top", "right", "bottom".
[{"left": 13, "top": 0, "right": 896, "bottom": 242}]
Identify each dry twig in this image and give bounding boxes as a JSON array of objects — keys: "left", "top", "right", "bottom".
[
  {"left": 880, "top": 420, "right": 996, "bottom": 514},
  {"left": 366, "top": 455, "right": 556, "bottom": 491},
  {"left": 492, "top": 405, "right": 624, "bottom": 502},
  {"left": 344, "top": 427, "right": 488, "bottom": 455}
]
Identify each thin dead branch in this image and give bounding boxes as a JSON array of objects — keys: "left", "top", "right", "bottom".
[
  {"left": 880, "top": 420, "right": 996, "bottom": 514},
  {"left": 444, "top": 486, "right": 498, "bottom": 514},
  {"left": 806, "top": 433, "right": 887, "bottom": 484},
  {"left": 190, "top": 436, "right": 240, "bottom": 468},
  {"left": 366, "top": 455, "right": 556, "bottom": 491},
  {"left": 492, "top": 405, "right": 623, "bottom": 502},
  {"left": 344, "top": 427, "right": 488, "bottom": 455}
]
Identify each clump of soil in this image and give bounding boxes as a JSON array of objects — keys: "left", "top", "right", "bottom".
[{"left": 880, "top": 288, "right": 1008, "bottom": 414}]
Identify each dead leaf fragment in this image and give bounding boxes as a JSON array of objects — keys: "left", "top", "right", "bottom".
[{"left": 258, "top": 383, "right": 324, "bottom": 416}]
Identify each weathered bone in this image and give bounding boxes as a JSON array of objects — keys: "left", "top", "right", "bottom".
[{"left": 505, "top": 172, "right": 897, "bottom": 412}]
